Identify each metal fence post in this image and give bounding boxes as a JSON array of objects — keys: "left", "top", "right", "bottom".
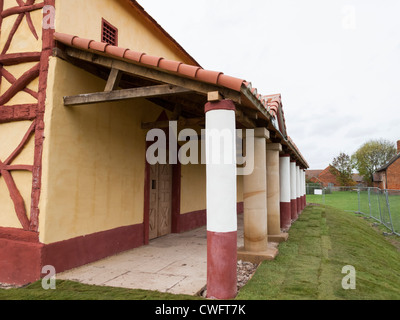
[
  {"left": 357, "top": 188, "right": 361, "bottom": 213},
  {"left": 385, "top": 190, "right": 395, "bottom": 233},
  {"left": 368, "top": 188, "right": 372, "bottom": 218},
  {"left": 377, "top": 189, "right": 383, "bottom": 223}
]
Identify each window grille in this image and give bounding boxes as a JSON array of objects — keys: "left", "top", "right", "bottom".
[{"left": 102, "top": 19, "right": 118, "bottom": 46}]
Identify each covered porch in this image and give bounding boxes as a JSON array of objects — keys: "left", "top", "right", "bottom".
[{"left": 51, "top": 32, "right": 308, "bottom": 299}]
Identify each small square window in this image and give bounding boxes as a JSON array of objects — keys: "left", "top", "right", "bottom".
[{"left": 101, "top": 19, "right": 118, "bottom": 46}]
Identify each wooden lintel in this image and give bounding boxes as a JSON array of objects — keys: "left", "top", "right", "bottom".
[
  {"left": 64, "top": 84, "right": 192, "bottom": 107},
  {"left": 104, "top": 68, "right": 123, "bottom": 92}
]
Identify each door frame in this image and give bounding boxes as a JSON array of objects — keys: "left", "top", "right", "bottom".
[{"left": 143, "top": 141, "right": 181, "bottom": 245}]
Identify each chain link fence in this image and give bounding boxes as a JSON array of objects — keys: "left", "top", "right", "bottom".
[{"left": 306, "top": 185, "right": 400, "bottom": 236}]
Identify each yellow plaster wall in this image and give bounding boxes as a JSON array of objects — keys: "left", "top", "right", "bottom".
[
  {"left": 55, "top": 0, "right": 195, "bottom": 65},
  {"left": 180, "top": 163, "right": 206, "bottom": 214},
  {"left": 180, "top": 161, "right": 244, "bottom": 215},
  {"left": 39, "top": 57, "right": 166, "bottom": 244}
]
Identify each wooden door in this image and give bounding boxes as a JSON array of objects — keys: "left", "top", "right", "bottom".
[{"left": 149, "top": 163, "right": 172, "bottom": 240}]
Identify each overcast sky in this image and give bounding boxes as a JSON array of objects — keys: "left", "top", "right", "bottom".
[{"left": 140, "top": 0, "right": 400, "bottom": 169}]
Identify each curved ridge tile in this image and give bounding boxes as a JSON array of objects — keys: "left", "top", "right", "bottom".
[
  {"left": 71, "top": 37, "right": 92, "bottom": 50},
  {"left": 106, "top": 45, "right": 129, "bottom": 58},
  {"left": 159, "top": 59, "right": 182, "bottom": 73},
  {"left": 218, "top": 74, "right": 245, "bottom": 92},
  {"left": 178, "top": 64, "right": 202, "bottom": 78},
  {"left": 123, "top": 49, "right": 145, "bottom": 62},
  {"left": 89, "top": 40, "right": 109, "bottom": 52},
  {"left": 196, "top": 69, "right": 223, "bottom": 85}
]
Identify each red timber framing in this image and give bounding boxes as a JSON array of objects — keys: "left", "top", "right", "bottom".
[
  {"left": 0, "top": 0, "right": 55, "bottom": 232},
  {"left": 0, "top": 0, "right": 54, "bottom": 285}
]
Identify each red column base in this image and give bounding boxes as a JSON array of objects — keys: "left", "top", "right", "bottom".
[
  {"left": 207, "top": 231, "right": 237, "bottom": 300},
  {"left": 297, "top": 197, "right": 301, "bottom": 214},
  {"left": 291, "top": 199, "right": 298, "bottom": 221},
  {"left": 280, "top": 202, "right": 292, "bottom": 229}
]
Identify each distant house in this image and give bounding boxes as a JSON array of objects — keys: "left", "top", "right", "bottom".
[
  {"left": 352, "top": 173, "right": 367, "bottom": 187},
  {"left": 374, "top": 141, "right": 400, "bottom": 190},
  {"left": 306, "top": 166, "right": 340, "bottom": 187},
  {"left": 307, "top": 166, "right": 363, "bottom": 187}
]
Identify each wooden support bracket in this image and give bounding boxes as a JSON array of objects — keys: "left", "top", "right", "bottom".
[{"left": 104, "top": 68, "right": 123, "bottom": 92}]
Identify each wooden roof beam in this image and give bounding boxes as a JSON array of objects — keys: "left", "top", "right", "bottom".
[
  {"left": 64, "top": 84, "right": 192, "bottom": 106},
  {"left": 60, "top": 46, "right": 242, "bottom": 103}
]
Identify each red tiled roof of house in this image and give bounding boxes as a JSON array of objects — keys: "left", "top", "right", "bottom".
[{"left": 306, "top": 170, "right": 324, "bottom": 179}]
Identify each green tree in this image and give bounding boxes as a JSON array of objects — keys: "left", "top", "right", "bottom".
[
  {"left": 330, "top": 152, "right": 354, "bottom": 186},
  {"left": 351, "top": 139, "right": 396, "bottom": 185}
]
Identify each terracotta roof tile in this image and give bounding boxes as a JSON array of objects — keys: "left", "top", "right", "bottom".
[
  {"left": 196, "top": 69, "right": 223, "bottom": 85},
  {"left": 71, "top": 37, "right": 92, "bottom": 50},
  {"left": 218, "top": 74, "right": 244, "bottom": 92},
  {"left": 89, "top": 40, "right": 109, "bottom": 52},
  {"left": 123, "top": 49, "right": 145, "bottom": 62},
  {"left": 177, "top": 64, "right": 202, "bottom": 78},
  {"left": 106, "top": 45, "right": 129, "bottom": 58},
  {"left": 158, "top": 59, "right": 182, "bottom": 73},
  {"left": 56, "top": 33, "right": 75, "bottom": 46}
]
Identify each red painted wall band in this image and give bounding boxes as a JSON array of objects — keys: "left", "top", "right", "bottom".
[
  {"left": 204, "top": 99, "right": 236, "bottom": 114},
  {"left": 207, "top": 231, "right": 237, "bottom": 300},
  {"left": 42, "top": 223, "right": 144, "bottom": 275},
  {"left": 0, "top": 223, "right": 145, "bottom": 285}
]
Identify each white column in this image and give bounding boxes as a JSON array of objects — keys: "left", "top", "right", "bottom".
[
  {"left": 279, "top": 155, "right": 292, "bottom": 229},
  {"left": 303, "top": 169, "right": 307, "bottom": 209},
  {"left": 290, "top": 161, "right": 298, "bottom": 220},
  {"left": 205, "top": 99, "right": 237, "bottom": 300},
  {"left": 296, "top": 165, "right": 301, "bottom": 214}
]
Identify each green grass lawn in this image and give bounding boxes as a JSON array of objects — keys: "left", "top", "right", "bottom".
[
  {"left": 1, "top": 205, "right": 400, "bottom": 300},
  {"left": 307, "top": 191, "right": 359, "bottom": 211},
  {"left": 307, "top": 191, "right": 400, "bottom": 234},
  {"left": 237, "top": 205, "right": 400, "bottom": 300}
]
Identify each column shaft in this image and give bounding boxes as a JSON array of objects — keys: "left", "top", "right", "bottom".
[
  {"left": 243, "top": 128, "right": 269, "bottom": 252},
  {"left": 279, "top": 155, "right": 292, "bottom": 229},
  {"left": 266, "top": 143, "right": 282, "bottom": 236},
  {"left": 205, "top": 100, "right": 237, "bottom": 300},
  {"left": 290, "top": 161, "right": 298, "bottom": 221},
  {"left": 296, "top": 165, "right": 301, "bottom": 214}
]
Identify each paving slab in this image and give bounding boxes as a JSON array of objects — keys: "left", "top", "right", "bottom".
[{"left": 57, "top": 215, "right": 247, "bottom": 296}]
